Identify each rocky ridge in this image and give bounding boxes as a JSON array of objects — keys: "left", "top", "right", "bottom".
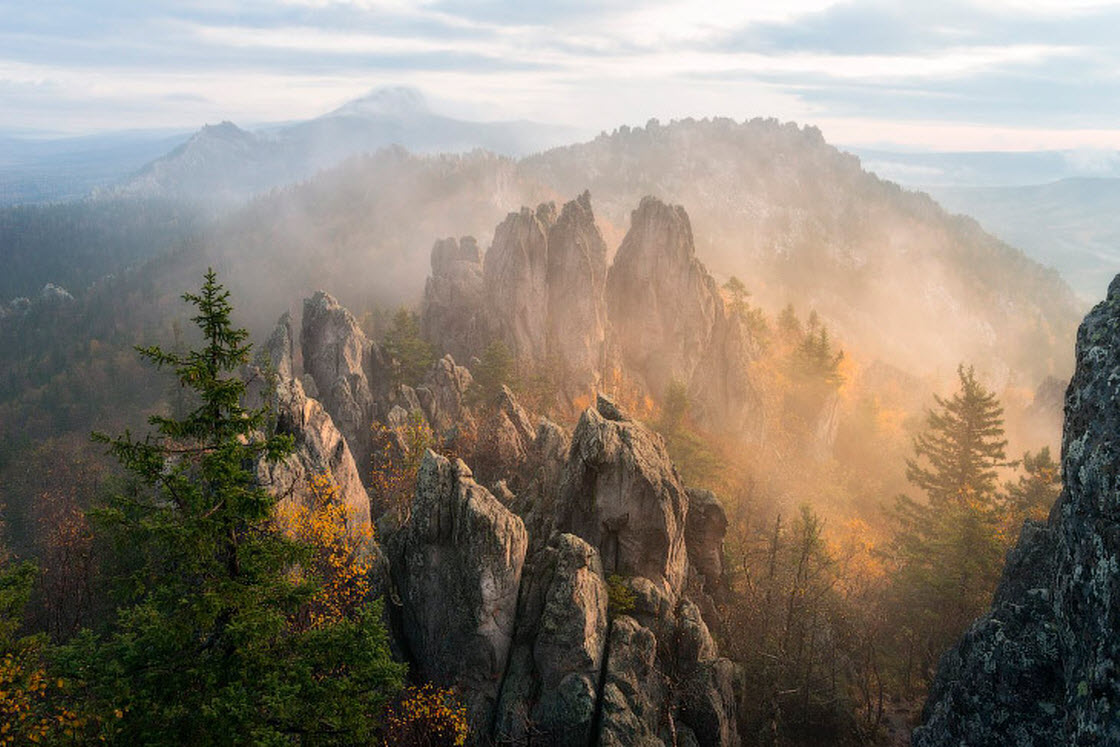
[
  {"left": 255, "top": 282, "right": 745, "bottom": 743},
  {"left": 423, "top": 192, "right": 760, "bottom": 436},
  {"left": 914, "top": 273, "right": 1120, "bottom": 745}
]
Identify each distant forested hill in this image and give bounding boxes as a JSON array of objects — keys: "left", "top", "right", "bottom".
[{"left": 0, "top": 198, "right": 202, "bottom": 300}]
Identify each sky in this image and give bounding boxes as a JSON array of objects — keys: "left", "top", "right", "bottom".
[{"left": 4, "top": 0, "right": 1120, "bottom": 150}]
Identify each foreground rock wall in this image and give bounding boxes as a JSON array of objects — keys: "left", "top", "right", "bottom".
[
  {"left": 915, "top": 274, "right": 1120, "bottom": 745},
  {"left": 387, "top": 394, "right": 742, "bottom": 745}
]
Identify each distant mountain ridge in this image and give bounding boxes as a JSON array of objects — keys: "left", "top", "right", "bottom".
[
  {"left": 109, "top": 86, "right": 582, "bottom": 204},
  {"left": 0, "top": 87, "right": 580, "bottom": 207},
  {"left": 927, "top": 177, "right": 1120, "bottom": 301},
  {"left": 0, "top": 129, "right": 191, "bottom": 205}
]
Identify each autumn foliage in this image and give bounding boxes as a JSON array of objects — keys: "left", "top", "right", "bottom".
[
  {"left": 276, "top": 473, "right": 375, "bottom": 629},
  {"left": 383, "top": 683, "right": 469, "bottom": 747}
]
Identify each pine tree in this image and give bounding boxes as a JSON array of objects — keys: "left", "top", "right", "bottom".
[
  {"left": 905, "top": 365, "right": 1008, "bottom": 506},
  {"left": 468, "top": 339, "right": 516, "bottom": 406},
  {"left": 889, "top": 365, "right": 1010, "bottom": 685},
  {"left": 382, "top": 307, "right": 434, "bottom": 386},
  {"left": 723, "top": 276, "right": 749, "bottom": 317},
  {"left": 57, "top": 270, "right": 403, "bottom": 744}
]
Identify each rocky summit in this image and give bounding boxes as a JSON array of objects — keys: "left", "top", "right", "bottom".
[{"left": 914, "top": 273, "right": 1120, "bottom": 746}]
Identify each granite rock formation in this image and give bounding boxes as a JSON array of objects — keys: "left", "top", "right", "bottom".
[
  {"left": 385, "top": 393, "right": 742, "bottom": 744},
  {"left": 251, "top": 311, "right": 371, "bottom": 532},
  {"left": 387, "top": 452, "right": 529, "bottom": 728},
  {"left": 300, "top": 290, "right": 380, "bottom": 477},
  {"left": 420, "top": 192, "right": 760, "bottom": 438},
  {"left": 421, "top": 236, "right": 485, "bottom": 362}
]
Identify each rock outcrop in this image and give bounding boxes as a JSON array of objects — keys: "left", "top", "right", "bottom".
[
  {"left": 685, "top": 488, "right": 728, "bottom": 595},
  {"left": 251, "top": 312, "right": 371, "bottom": 533},
  {"left": 388, "top": 452, "right": 528, "bottom": 728},
  {"left": 606, "top": 196, "right": 760, "bottom": 434},
  {"left": 484, "top": 202, "right": 555, "bottom": 364},
  {"left": 483, "top": 192, "right": 609, "bottom": 396},
  {"left": 416, "top": 353, "right": 476, "bottom": 440},
  {"left": 420, "top": 192, "right": 760, "bottom": 438},
  {"left": 301, "top": 291, "right": 379, "bottom": 477},
  {"left": 557, "top": 394, "right": 690, "bottom": 599},
  {"left": 421, "top": 192, "right": 609, "bottom": 402},
  {"left": 915, "top": 274, "right": 1120, "bottom": 746},
  {"left": 385, "top": 394, "right": 742, "bottom": 745},
  {"left": 544, "top": 191, "right": 609, "bottom": 395},
  {"left": 606, "top": 197, "right": 721, "bottom": 401},
  {"left": 421, "top": 236, "right": 485, "bottom": 362},
  {"left": 494, "top": 533, "right": 609, "bottom": 745}
]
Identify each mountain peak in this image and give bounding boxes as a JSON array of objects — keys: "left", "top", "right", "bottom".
[
  {"left": 188, "top": 121, "right": 255, "bottom": 146},
  {"left": 326, "top": 86, "right": 430, "bottom": 119}
]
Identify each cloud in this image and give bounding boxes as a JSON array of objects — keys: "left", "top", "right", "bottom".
[{"left": 1, "top": 0, "right": 1118, "bottom": 149}]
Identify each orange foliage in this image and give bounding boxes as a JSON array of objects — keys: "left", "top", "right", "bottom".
[
  {"left": 276, "top": 474, "right": 374, "bottom": 629},
  {"left": 383, "top": 683, "right": 469, "bottom": 746}
]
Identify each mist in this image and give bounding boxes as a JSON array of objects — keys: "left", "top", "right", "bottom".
[{"left": 0, "top": 9, "right": 1113, "bottom": 744}]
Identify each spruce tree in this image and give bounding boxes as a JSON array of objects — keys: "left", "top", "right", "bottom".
[
  {"left": 381, "top": 307, "right": 433, "bottom": 386},
  {"left": 889, "top": 364, "right": 1010, "bottom": 685},
  {"left": 57, "top": 270, "right": 402, "bottom": 744},
  {"left": 905, "top": 365, "right": 1008, "bottom": 506}
]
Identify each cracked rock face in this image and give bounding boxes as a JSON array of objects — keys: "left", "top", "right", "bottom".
[
  {"left": 493, "top": 533, "right": 609, "bottom": 745},
  {"left": 252, "top": 312, "right": 371, "bottom": 535},
  {"left": 301, "top": 291, "right": 378, "bottom": 479},
  {"left": 606, "top": 196, "right": 721, "bottom": 402},
  {"left": 481, "top": 192, "right": 608, "bottom": 398},
  {"left": 387, "top": 451, "right": 528, "bottom": 728},
  {"left": 606, "top": 196, "right": 760, "bottom": 437},
  {"left": 384, "top": 395, "right": 740, "bottom": 745},
  {"left": 557, "top": 394, "right": 691, "bottom": 600},
  {"left": 484, "top": 202, "right": 555, "bottom": 364},
  {"left": 544, "top": 191, "right": 609, "bottom": 396},
  {"left": 916, "top": 273, "right": 1120, "bottom": 746},
  {"left": 419, "top": 193, "right": 761, "bottom": 439}
]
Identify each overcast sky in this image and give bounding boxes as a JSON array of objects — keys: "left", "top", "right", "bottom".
[{"left": 4, "top": 0, "right": 1120, "bottom": 150}]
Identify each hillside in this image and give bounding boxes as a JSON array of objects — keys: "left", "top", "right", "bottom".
[{"left": 187, "top": 117, "right": 1081, "bottom": 388}]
